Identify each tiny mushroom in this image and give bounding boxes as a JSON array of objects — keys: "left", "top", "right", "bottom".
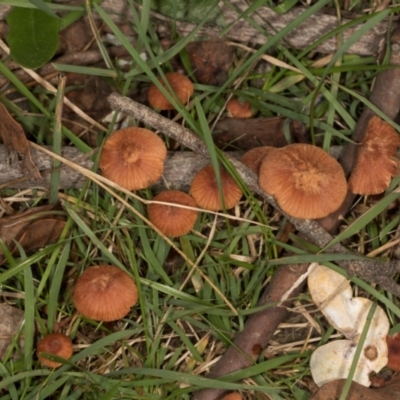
[
  {"left": 148, "top": 72, "right": 194, "bottom": 110},
  {"left": 259, "top": 143, "right": 347, "bottom": 219},
  {"left": 148, "top": 190, "right": 198, "bottom": 237},
  {"left": 226, "top": 98, "right": 253, "bottom": 119},
  {"left": 308, "top": 265, "right": 389, "bottom": 387},
  {"left": 37, "top": 333, "right": 73, "bottom": 368},
  {"left": 348, "top": 116, "right": 400, "bottom": 195},
  {"left": 99, "top": 127, "right": 167, "bottom": 191},
  {"left": 241, "top": 146, "right": 276, "bottom": 174},
  {"left": 190, "top": 164, "right": 243, "bottom": 211},
  {"left": 73, "top": 265, "right": 138, "bottom": 322}
]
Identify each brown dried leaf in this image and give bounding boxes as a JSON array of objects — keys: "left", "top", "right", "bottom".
[
  {"left": 0, "top": 102, "right": 41, "bottom": 180},
  {"left": 186, "top": 39, "right": 234, "bottom": 86},
  {"left": 0, "top": 304, "right": 25, "bottom": 359},
  {"left": 59, "top": 18, "right": 95, "bottom": 54},
  {"left": 0, "top": 204, "right": 66, "bottom": 264},
  {"left": 214, "top": 117, "right": 307, "bottom": 150},
  {"left": 63, "top": 73, "right": 111, "bottom": 145},
  {"left": 311, "top": 377, "right": 400, "bottom": 400}
]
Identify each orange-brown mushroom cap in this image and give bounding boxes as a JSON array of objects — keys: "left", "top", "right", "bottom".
[
  {"left": 190, "top": 164, "right": 243, "bottom": 211},
  {"left": 148, "top": 72, "right": 194, "bottom": 110},
  {"left": 148, "top": 190, "right": 198, "bottom": 237},
  {"left": 259, "top": 143, "right": 347, "bottom": 219},
  {"left": 348, "top": 116, "right": 400, "bottom": 195},
  {"left": 241, "top": 146, "right": 276, "bottom": 174},
  {"left": 226, "top": 98, "right": 253, "bottom": 119},
  {"left": 99, "top": 127, "right": 167, "bottom": 191},
  {"left": 73, "top": 265, "right": 138, "bottom": 322},
  {"left": 37, "top": 333, "right": 73, "bottom": 368},
  {"left": 386, "top": 334, "right": 400, "bottom": 371}
]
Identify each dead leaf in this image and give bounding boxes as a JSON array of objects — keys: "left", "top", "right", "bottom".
[
  {"left": 214, "top": 117, "right": 307, "bottom": 150},
  {"left": 310, "top": 376, "right": 400, "bottom": 400},
  {"left": 59, "top": 18, "right": 95, "bottom": 55},
  {"left": 63, "top": 73, "right": 111, "bottom": 146},
  {"left": 0, "top": 304, "right": 25, "bottom": 359},
  {"left": 0, "top": 204, "right": 66, "bottom": 264},
  {"left": 186, "top": 39, "right": 234, "bottom": 86},
  {"left": 0, "top": 102, "right": 41, "bottom": 180}
]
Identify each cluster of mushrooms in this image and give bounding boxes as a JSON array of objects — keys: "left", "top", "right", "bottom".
[
  {"left": 36, "top": 72, "right": 400, "bottom": 394},
  {"left": 100, "top": 72, "right": 400, "bottom": 231}
]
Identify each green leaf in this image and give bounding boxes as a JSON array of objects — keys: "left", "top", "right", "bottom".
[{"left": 7, "top": 7, "right": 60, "bottom": 69}]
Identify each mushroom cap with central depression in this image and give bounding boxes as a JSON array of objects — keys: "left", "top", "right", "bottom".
[
  {"left": 148, "top": 72, "right": 194, "bottom": 110},
  {"left": 99, "top": 127, "right": 167, "bottom": 191},
  {"left": 73, "top": 265, "right": 138, "bottom": 321},
  {"left": 190, "top": 164, "right": 243, "bottom": 211},
  {"left": 259, "top": 143, "right": 347, "bottom": 219},
  {"left": 37, "top": 333, "right": 73, "bottom": 368},
  {"left": 148, "top": 190, "right": 198, "bottom": 237}
]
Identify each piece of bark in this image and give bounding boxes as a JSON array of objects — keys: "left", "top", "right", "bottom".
[
  {"left": 192, "top": 263, "right": 311, "bottom": 400},
  {"left": 310, "top": 376, "right": 400, "bottom": 400},
  {"left": 150, "top": 1, "right": 389, "bottom": 56},
  {"left": 0, "top": 304, "right": 25, "bottom": 359},
  {"left": 318, "top": 23, "right": 400, "bottom": 234},
  {"left": 214, "top": 117, "right": 307, "bottom": 150},
  {"left": 0, "top": 144, "right": 241, "bottom": 190},
  {"left": 0, "top": 2, "right": 393, "bottom": 57},
  {"left": 0, "top": 145, "right": 93, "bottom": 190}
]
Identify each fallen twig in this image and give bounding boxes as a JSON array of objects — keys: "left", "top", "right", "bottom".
[
  {"left": 192, "top": 263, "right": 312, "bottom": 400},
  {"left": 0, "top": 145, "right": 234, "bottom": 191}
]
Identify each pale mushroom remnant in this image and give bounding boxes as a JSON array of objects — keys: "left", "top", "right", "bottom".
[{"left": 308, "top": 265, "right": 389, "bottom": 387}]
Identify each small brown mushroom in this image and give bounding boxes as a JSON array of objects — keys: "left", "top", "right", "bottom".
[
  {"left": 148, "top": 72, "right": 194, "bottom": 110},
  {"left": 240, "top": 146, "right": 276, "bottom": 174},
  {"left": 226, "top": 98, "right": 253, "bottom": 119},
  {"left": 348, "top": 116, "right": 400, "bottom": 195},
  {"left": 99, "top": 127, "right": 167, "bottom": 191},
  {"left": 37, "top": 333, "right": 73, "bottom": 368},
  {"left": 73, "top": 265, "right": 138, "bottom": 322},
  {"left": 259, "top": 143, "right": 347, "bottom": 219},
  {"left": 190, "top": 164, "right": 243, "bottom": 211},
  {"left": 148, "top": 190, "right": 198, "bottom": 237}
]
